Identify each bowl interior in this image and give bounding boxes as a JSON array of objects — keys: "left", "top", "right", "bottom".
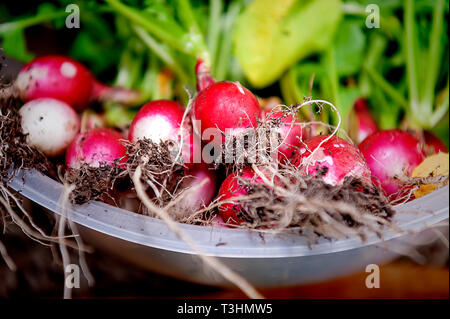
[{"left": 7, "top": 170, "right": 449, "bottom": 258}]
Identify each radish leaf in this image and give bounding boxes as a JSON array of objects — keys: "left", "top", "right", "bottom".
[{"left": 234, "top": 0, "right": 342, "bottom": 88}]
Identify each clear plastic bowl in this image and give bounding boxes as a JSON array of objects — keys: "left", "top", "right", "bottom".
[{"left": 7, "top": 170, "right": 449, "bottom": 288}]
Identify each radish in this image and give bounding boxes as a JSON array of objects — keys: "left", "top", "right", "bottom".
[
  {"left": 292, "top": 135, "right": 372, "bottom": 186},
  {"left": 424, "top": 131, "right": 448, "bottom": 155},
  {"left": 65, "top": 128, "right": 127, "bottom": 169},
  {"left": 177, "top": 167, "right": 216, "bottom": 216},
  {"left": 128, "top": 100, "right": 201, "bottom": 168},
  {"left": 19, "top": 98, "right": 80, "bottom": 157},
  {"left": 358, "top": 129, "right": 426, "bottom": 197},
  {"left": 261, "top": 107, "right": 306, "bottom": 162},
  {"left": 12, "top": 55, "right": 140, "bottom": 112},
  {"left": 129, "top": 100, "right": 185, "bottom": 143},
  {"left": 217, "top": 167, "right": 266, "bottom": 225},
  {"left": 349, "top": 98, "right": 378, "bottom": 144},
  {"left": 192, "top": 81, "right": 260, "bottom": 144}
]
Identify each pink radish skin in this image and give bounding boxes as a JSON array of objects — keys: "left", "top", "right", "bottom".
[
  {"left": 292, "top": 135, "right": 372, "bottom": 186},
  {"left": 14, "top": 55, "right": 140, "bottom": 112},
  {"left": 192, "top": 81, "right": 260, "bottom": 144},
  {"left": 178, "top": 168, "right": 217, "bottom": 216},
  {"left": 352, "top": 98, "right": 378, "bottom": 144},
  {"left": 129, "top": 100, "right": 185, "bottom": 143},
  {"left": 358, "top": 129, "right": 425, "bottom": 197},
  {"left": 128, "top": 100, "right": 201, "bottom": 169},
  {"left": 423, "top": 131, "right": 448, "bottom": 155},
  {"left": 66, "top": 128, "right": 127, "bottom": 169},
  {"left": 217, "top": 167, "right": 267, "bottom": 225},
  {"left": 261, "top": 108, "right": 306, "bottom": 162},
  {"left": 19, "top": 98, "right": 80, "bottom": 157}
]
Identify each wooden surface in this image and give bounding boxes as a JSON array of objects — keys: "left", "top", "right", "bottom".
[
  {"left": 1, "top": 224, "right": 448, "bottom": 299},
  {"left": 201, "top": 262, "right": 449, "bottom": 299}
]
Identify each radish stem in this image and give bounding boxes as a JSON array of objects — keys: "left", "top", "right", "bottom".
[
  {"left": 0, "top": 11, "right": 67, "bottom": 35},
  {"left": 430, "top": 83, "right": 449, "bottom": 127},
  {"left": 422, "top": 0, "right": 445, "bottom": 120},
  {"left": 326, "top": 46, "right": 342, "bottom": 128},
  {"left": 175, "top": 0, "right": 210, "bottom": 64},
  {"left": 404, "top": 0, "right": 420, "bottom": 119},
  {"left": 364, "top": 66, "right": 408, "bottom": 109},
  {"left": 215, "top": 1, "right": 240, "bottom": 81},
  {"left": 207, "top": 0, "right": 223, "bottom": 73},
  {"left": 133, "top": 26, "right": 190, "bottom": 84},
  {"left": 105, "top": 0, "right": 192, "bottom": 56}
]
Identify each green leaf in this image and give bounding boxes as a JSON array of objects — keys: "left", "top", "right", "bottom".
[
  {"left": 1, "top": 29, "right": 34, "bottom": 62},
  {"left": 234, "top": 0, "right": 342, "bottom": 88},
  {"left": 337, "top": 85, "right": 361, "bottom": 125},
  {"left": 69, "top": 31, "right": 121, "bottom": 75},
  {"left": 333, "top": 19, "right": 366, "bottom": 77}
]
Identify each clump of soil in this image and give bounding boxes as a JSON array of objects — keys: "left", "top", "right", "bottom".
[
  {"left": 125, "top": 138, "right": 185, "bottom": 206},
  {"left": 0, "top": 93, "right": 52, "bottom": 180},
  {"left": 199, "top": 164, "right": 396, "bottom": 241},
  {"left": 212, "top": 109, "right": 296, "bottom": 172},
  {"left": 63, "top": 163, "right": 125, "bottom": 205}
]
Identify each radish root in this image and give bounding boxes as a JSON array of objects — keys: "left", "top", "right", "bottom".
[{"left": 132, "top": 164, "right": 264, "bottom": 299}]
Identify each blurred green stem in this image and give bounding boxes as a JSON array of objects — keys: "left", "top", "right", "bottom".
[
  {"left": 430, "top": 81, "right": 449, "bottom": 127},
  {"left": 207, "top": 0, "right": 223, "bottom": 74},
  {"left": 422, "top": 0, "right": 445, "bottom": 124},
  {"left": 404, "top": 0, "right": 420, "bottom": 119},
  {"left": 0, "top": 11, "right": 67, "bottom": 34},
  {"left": 105, "top": 0, "right": 208, "bottom": 62},
  {"left": 325, "top": 47, "right": 343, "bottom": 128},
  {"left": 359, "top": 34, "right": 387, "bottom": 97},
  {"left": 215, "top": 1, "right": 240, "bottom": 81},
  {"left": 364, "top": 65, "right": 408, "bottom": 109},
  {"left": 175, "top": 0, "right": 210, "bottom": 64},
  {"left": 133, "top": 26, "right": 190, "bottom": 84}
]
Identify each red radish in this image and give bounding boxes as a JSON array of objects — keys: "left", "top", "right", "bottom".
[
  {"left": 66, "top": 128, "right": 127, "bottom": 169},
  {"left": 192, "top": 81, "right": 260, "bottom": 144},
  {"left": 292, "top": 135, "right": 372, "bottom": 186},
  {"left": 358, "top": 129, "right": 425, "bottom": 197},
  {"left": 19, "top": 97, "right": 80, "bottom": 157},
  {"left": 217, "top": 167, "right": 267, "bottom": 225},
  {"left": 13, "top": 55, "right": 140, "bottom": 112},
  {"left": 178, "top": 168, "right": 217, "bottom": 216},
  {"left": 423, "top": 131, "right": 448, "bottom": 154},
  {"left": 261, "top": 107, "right": 306, "bottom": 162},
  {"left": 129, "top": 100, "right": 185, "bottom": 143},
  {"left": 350, "top": 98, "right": 378, "bottom": 144},
  {"left": 128, "top": 100, "right": 201, "bottom": 168}
]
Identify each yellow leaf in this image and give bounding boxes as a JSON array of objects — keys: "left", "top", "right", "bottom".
[{"left": 412, "top": 153, "right": 449, "bottom": 198}]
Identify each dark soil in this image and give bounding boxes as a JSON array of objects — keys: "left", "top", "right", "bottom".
[
  {"left": 64, "top": 163, "right": 126, "bottom": 205},
  {"left": 0, "top": 94, "right": 54, "bottom": 181},
  {"left": 125, "top": 138, "right": 185, "bottom": 205},
  {"left": 231, "top": 172, "right": 395, "bottom": 240}
]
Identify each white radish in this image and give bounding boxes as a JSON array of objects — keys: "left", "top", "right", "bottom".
[{"left": 19, "top": 98, "right": 80, "bottom": 157}]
